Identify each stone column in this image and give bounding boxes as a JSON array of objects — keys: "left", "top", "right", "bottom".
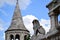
[
  {"left": 14, "top": 35, "right": 15, "bottom": 40},
  {"left": 49, "top": 12, "right": 58, "bottom": 32},
  {"left": 19, "top": 34, "right": 20, "bottom": 40},
  {"left": 5, "top": 33, "right": 7, "bottom": 40},
  {"left": 7, "top": 34, "right": 10, "bottom": 40},
  {"left": 20, "top": 33, "right": 24, "bottom": 40}
]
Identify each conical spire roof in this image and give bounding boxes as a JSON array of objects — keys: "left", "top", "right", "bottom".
[{"left": 6, "top": 0, "right": 29, "bottom": 32}]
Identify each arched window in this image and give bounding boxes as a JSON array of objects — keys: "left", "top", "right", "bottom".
[
  {"left": 10, "top": 35, "right": 14, "bottom": 40},
  {"left": 58, "top": 36, "right": 60, "bottom": 40},
  {"left": 56, "top": 36, "right": 58, "bottom": 40},
  {"left": 58, "top": 14, "right": 60, "bottom": 25},
  {"left": 15, "top": 34, "right": 20, "bottom": 40},
  {"left": 24, "top": 35, "right": 27, "bottom": 40}
]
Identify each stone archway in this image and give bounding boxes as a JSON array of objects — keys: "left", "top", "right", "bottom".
[
  {"left": 10, "top": 35, "right": 14, "bottom": 40},
  {"left": 58, "top": 14, "right": 60, "bottom": 23},
  {"left": 24, "top": 35, "right": 27, "bottom": 40},
  {"left": 15, "top": 34, "right": 20, "bottom": 40}
]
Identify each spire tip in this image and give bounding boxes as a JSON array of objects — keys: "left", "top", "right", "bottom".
[{"left": 17, "top": 0, "right": 18, "bottom": 4}]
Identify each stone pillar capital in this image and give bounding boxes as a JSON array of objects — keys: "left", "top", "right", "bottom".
[{"left": 48, "top": 11, "right": 58, "bottom": 17}]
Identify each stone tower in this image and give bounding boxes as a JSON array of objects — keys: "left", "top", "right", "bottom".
[
  {"left": 5, "top": 0, "right": 29, "bottom": 40},
  {"left": 46, "top": 0, "right": 60, "bottom": 32}
]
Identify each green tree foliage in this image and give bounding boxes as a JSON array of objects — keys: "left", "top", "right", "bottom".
[{"left": 26, "top": 34, "right": 30, "bottom": 40}]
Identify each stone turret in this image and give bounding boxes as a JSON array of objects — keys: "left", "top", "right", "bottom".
[
  {"left": 5, "top": 0, "right": 29, "bottom": 40},
  {"left": 7, "top": 0, "right": 27, "bottom": 31}
]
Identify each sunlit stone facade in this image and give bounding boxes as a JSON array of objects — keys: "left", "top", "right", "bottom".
[{"left": 31, "top": 0, "right": 60, "bottom": 40}]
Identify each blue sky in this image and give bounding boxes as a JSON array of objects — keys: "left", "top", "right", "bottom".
[{"left": 0, "top": 0, "right": 60, "bottom": 40}]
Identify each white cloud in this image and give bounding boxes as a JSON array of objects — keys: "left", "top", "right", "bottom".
[
  {"left": 23, "top": 15, "right": 38, "bottom": 36},
  {"left": 0, "top": 0, "right": 31, "bottom": 10},
  {"left": 0, "top": 18, "right": 9, "bottom": 31},
  {"left": 0, "top": 25, "right": 4, "bottom": 31},
  {"left": 19, "top": 0, "right": 32, "bottom": 10},
  {"left": 0, "top": 9, "right": 9, "bottom": 17},
  {"left": 0, "top": 19, "right": 5, "bottom": 31},
  {"left": 0, "top": 19, "right": 10, "bottom": 40},
  {"left": 3, "top": 33, "right": 5, "bottom": 40},
  {"left": 23, "top": 15, "right": 50, "bottom": 35},
  {"left": 40, "top": 19, "right": 50, "bottom": 33}
]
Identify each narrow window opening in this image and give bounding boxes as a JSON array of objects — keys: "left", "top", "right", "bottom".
[
  {"left": 24, "top": 35, "right": 27, "bottom": 40},
  {"left": 10, "top": 35, "right": 14, "bottom": 40},
  {"left": 15, "top": 34, "right": 20, "bottom": 40},
  {"left": 58, "top": 14, "right": 60, "bottom": 25}
]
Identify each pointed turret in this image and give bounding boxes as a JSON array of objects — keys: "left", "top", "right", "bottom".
[{"left": 6, "top": 0, "right": 29, "bottom": 32}]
